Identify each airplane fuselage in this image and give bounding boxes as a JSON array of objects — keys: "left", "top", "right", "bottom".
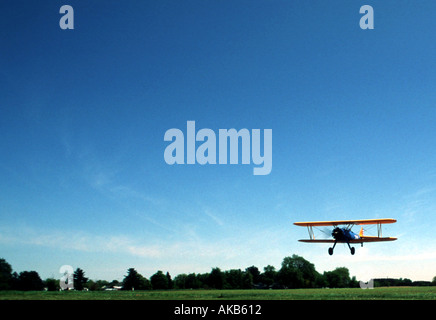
[{"left": 332, "top": 227, "right": 360, "bottom": 242}]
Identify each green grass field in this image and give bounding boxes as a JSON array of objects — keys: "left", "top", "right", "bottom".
[{"left": 1, "top": 287, "right": 436, "bottom": 300}]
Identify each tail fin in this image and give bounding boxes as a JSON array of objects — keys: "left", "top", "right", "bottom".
[{"left": 359, "top": 227, "right": 364, "bottom": 237}]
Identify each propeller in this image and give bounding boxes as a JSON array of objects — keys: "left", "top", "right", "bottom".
[
  {"left": 331, "top": 227, "right": 344, "bottom": 240},
  {"left": 316, "top": 227, "right": 335, "bottom": 239}
]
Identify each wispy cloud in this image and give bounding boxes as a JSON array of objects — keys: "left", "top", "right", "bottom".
[
  {"left": 0, "top": 226, "right": 161, "bottom": 258},
  {"left": 0, "top": 223, "right": 291, "bottom": 275},
  {"left": 204, "top": 209, "right": 224, "bottom": 227},
  {"left": 400, "top": 184, "right": 436, "bottom": 225}
]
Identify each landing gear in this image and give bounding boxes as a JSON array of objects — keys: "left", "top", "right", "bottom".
[
  {"left": 328, "top": 241, "right": 337, "bottom": 255},
  {"left": 347, "top": 242, "right": 355, "bottom": 255},
  {"left": 328, "top": 241, "right": 355, "bottom": 255}
]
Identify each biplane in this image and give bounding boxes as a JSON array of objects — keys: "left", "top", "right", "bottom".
[{"left": 294, "top": 218, "right": 397, "bottom": 255}]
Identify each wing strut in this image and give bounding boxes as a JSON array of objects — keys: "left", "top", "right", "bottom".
[{"left": 307, "top": 226, "right": 315, "bottom": 240}]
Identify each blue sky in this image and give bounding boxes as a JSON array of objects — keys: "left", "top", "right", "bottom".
[{"left": 1, "top": 1, "right": 436, "bottom": 282}]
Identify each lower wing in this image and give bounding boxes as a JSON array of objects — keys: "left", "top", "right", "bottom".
[{"left": 299, "top": 237, "right": 397, "bottom": 243}]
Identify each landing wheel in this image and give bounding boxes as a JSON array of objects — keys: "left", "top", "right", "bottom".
[
  {"left": 328, "top": 247, "right": 334, "bottom": 255},
  {"left": 350, "top": 247, "right": 355, "bottom": 255}
]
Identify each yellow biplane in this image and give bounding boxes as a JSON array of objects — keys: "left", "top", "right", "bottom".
[{"left": 294, "top": 218, "right": 397, "bottom": 255}]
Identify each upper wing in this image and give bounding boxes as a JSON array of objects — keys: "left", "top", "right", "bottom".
[{"left": 294, "top": 218, "right": 396, "bottom": 227}]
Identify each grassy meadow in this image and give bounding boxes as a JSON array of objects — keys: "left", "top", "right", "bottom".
[{"left": 1, "top": 287, "right": 436, "bottom": 300}]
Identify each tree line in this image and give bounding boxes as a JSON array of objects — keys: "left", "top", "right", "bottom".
[{"left": 1, "top": 256, "right": 435, "bottom": 291}]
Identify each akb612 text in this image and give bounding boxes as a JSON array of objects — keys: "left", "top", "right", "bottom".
[{"left": 216, "top": 304, "right": 262, "bottom": 315}]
